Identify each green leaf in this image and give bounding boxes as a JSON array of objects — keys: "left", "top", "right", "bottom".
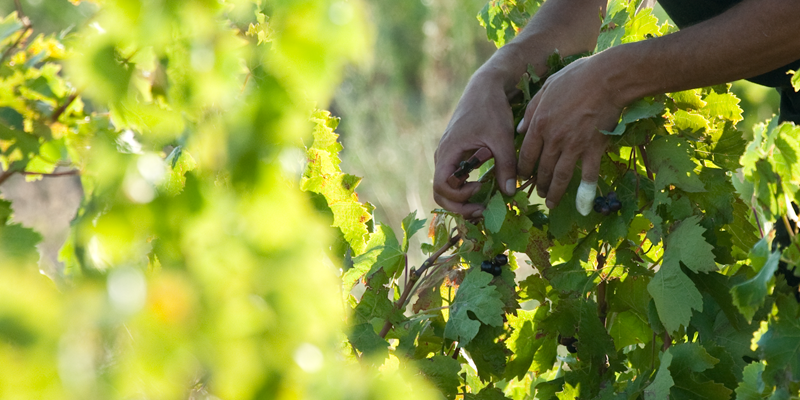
[
  {"left": 644, "top": 351, "right": 674, "bottom": 400},
  {"left": 758, "top": 297, "right": 800, "bottom": 383},
  {"left": 731, "top": 242, "right": 780, "bottom": 322},
  {"left": 352, "top": 270, "right": 397, "bottom": 325},
  {"left": 0, "top": 223, "right": 42, "bottom": 267},
  {"left": 161, "top": 147, "right": 197, "bottom": 196},
  {"left": 609, "top": 311, "right": 651, "bottom": 350},
  {"left": 790, "top": 70, "right": 800, "bottom": 92},
  {"left": 0, "top": 14, "right": 23, "bottom": 43},
  {"left": 647, "top": 135, "right": 705, "bottom": 193},
  {"left": 484, "top": 192, "right": 507, "bottom": 234},
  {"left": 347, "top": 323, "right": 389, "bottom": 359},
  {"left": 672, "top": 109, "right": 710, "bottom": 134},
  {"left": 687, "top": 168, "right": 735, "bottom": 225},
  {"left": 602, "top": 100, "right": 665, "bottom": 136},
  {"left": 703, "top": 92, "right": 743, "bottom": 124},
  {"left": 301, "top": 111, "right": 371, "bottom": 254},
  {"left": 663, "top": 216, "right": 717, "bottom": 273},
  {"left": 401, "top": 211, "right": 426, "bottom": 253},
  {"left": 465, "top": 386, "right": 512, "bottom": 400},
  {"left": 712, "top": 123, "right": 747, "bottom": 171},
  {"left": 669, "top": 342, "right": 719, "bottom": 376},
  {"left": 342, "top": 224, "right": 404, "bottom": 297},
  {"left": 648, "top": 260, "right": 703, "bottom": 332},
  {"left": 416, "top": 355, "right": 462, "bottom": 400},
  {"left": 670, "top": 89, "right": 706, "bottom": 110},
  {"left": 494, "top": 211, "right": 533, "bottom": 252},
  {"left": 444, "top": 269, "right": 505, "bottom": 346},
  {"left": 734, "top": 363, "right": 766, "bottom": 400},
  {"left": 464, "top": 324, "right": 509, "bottom": 381},
  {"left": 0, "top": 199, "right": 12, "bottom": 225},
  {"left": 506, "top": 310, "right": 540, "bottom": 380}
]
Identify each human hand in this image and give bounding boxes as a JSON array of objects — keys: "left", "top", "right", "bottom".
[
  {"left": 516, "top": 56, "right": 623, "bottom": 213},
  {"left": 433, "top": 71, "right": 519, "bottom": 217}
]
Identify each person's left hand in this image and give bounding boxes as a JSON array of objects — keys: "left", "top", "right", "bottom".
[{"left": 516, "top": 56, "right": 624, "bottom": 211}]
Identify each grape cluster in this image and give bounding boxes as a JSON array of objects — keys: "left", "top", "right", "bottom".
[
  {"left": 480, "top": 254, "right": 508, "bottom": 277},
  {"left": 593, "top": 191, "right": 622, "bottom": 216}
]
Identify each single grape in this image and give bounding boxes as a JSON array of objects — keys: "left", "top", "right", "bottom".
[
  {"left": 600, "top": 204, "right": 611, "bottom": 216},
  {"left": 558, "top": 336, "right": 578, "bottom": 353},
  {"left": 593, "top": 196, "right": 606, "bottom": 214},
  {"left": 491, "top": 264, "right": 502, "bottom": 277},
  {"left": 566, "top": 343, "right": 578, "bottom": 354},
  {"left": 608, "top": 199, "right": 622, "bottom": 212},
  {"left": 493, "top": 254, "right": 508, "bottom": 266},
  {"left": 481, "top": 260, "right": 494, "bottom": 274},
  {"left": 606, "top": 191, "right": 617, "bottom": 201}
]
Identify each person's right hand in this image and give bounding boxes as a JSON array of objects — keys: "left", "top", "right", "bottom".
[{"left": 433, "top": 70, "right": 519, "bottom": 217}]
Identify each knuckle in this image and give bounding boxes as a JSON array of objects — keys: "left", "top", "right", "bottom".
[{"left": 554, "top": 168, "right": 573, "bottom": 183}]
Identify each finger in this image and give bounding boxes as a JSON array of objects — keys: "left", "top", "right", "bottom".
[
  {"left": 434, "top": 174, "right": 484, "bottom": 203},
  {"left": 517, "top": 93, "right": 544, "bottom": 178},
  {"left": 489, "top": 130, "right": 519, "bottom": 196},
  {"left": 574, "top": 150, "right": 603, "bottom": 215},
  {"left": 580, "top": 150, "right": 603, "bottom": 188},
  {"left": 544, "top": 153, "right": 579, "bottom": 209},
  {"left": 517, "top": 133, "right": 543, "bottom": 179},
  {"left": 575, "top": 180, "right": 598, "bottom": 216},
  {"left": 433, "top": 148, "right": 480, "bottom": 202},
  {"left": 534, "top": 143, "right": 560, "bottom": 200},
  {"left": 434, "top": 192, "right": 485, "bottom": 218},
  {"left": 516, "top": 91, "right": 541, "bottom": 134}
]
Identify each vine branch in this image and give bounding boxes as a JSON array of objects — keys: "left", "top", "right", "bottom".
[
  {"left": 21, "top": 170, "right": 80, "bottom": 177},
  {"left": 51, "top": 93, "right": 79, "bottom": 123},
  {"left": 638, "top": 144, "right": 654, "bottom": 181},
  {"left": 0, "top": 170, "right": 16, "bottom": 186},
  {"left": 379, "top": 234, "right": 461, "bottom": 338}
]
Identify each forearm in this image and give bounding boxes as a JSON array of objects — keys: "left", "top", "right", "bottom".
[
  {"left": 604, "top": 0, "right": 800, "bottom": 106},
  {"left": 476, "top": 0, "right": 607, "bottom": 94}
]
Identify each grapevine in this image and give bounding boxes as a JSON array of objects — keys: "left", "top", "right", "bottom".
[{"left": 305, "top": 1, "right": 800, "bottom": 399}]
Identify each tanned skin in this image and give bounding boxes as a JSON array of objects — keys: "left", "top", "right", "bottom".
[{"left": 433, "top": 0, "right": 800, "bottom": 215}]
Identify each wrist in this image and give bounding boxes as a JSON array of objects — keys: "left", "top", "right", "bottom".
[{"left": 593, "top": 44, "right": 654, "bottom": 108}]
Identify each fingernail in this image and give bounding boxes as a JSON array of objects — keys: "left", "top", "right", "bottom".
[
  {"left": 546, "top": 200, "right": 555, "bottom": 209},
  {"left": 471, "top": 209, "right": 484, "bottom": 218},
  {"left": 516, "top": 118, "right": 525, "bottom": 133},
  {"left": 505, "top": 179, "right": 516, "bottom": 195}
]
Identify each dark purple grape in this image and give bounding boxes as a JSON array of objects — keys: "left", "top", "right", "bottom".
[
  {"left": 606, "top": 191, "right": 617, "bottom": 201},
  {"left": 493, "top": 254, "right": 508, "bottom": 266},
  {"left": 490, "top": 264, "right": 502, "bottom": 277},
  {"left": 600, "top": 204, "right": 611, "bottom": 216},
  {"left": 566, "top": 343, "right": 578, "bottom": 354},
  {"left": 608, "top": 199, "right": 622, "bottom": 212},
  {"left": 594, "top": 196, "right": 605, "bottom": 206},
  {"left": 559, "top": 336, "right": 578, "bottom": 353},
  {"left": 481, "top": 260, "right": 494, "bottom": 274}
]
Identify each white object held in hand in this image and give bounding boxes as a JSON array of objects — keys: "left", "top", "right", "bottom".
[{"left": 575, "top": 180, "right": 597, "bottom": 216}]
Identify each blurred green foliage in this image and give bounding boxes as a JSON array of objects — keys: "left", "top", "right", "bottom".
[{"left": 0, "top": 0, "right": 438, "bottom": 398}]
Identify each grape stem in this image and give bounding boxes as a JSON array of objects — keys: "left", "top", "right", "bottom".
[
  {"left": 51, "top": 93, "right": 80, "bottom": 123},
  {"left": 780, "top": 214, "right": 800, "bottom": 256},
  {"left": 0, "top": 1, "right": 32, "bottom": 65},
  {"left": 638, "top": 145, "right": 654, "bottom": 181},
  {"left": 378, "top": 234, "right": 461, "bottom": 338},
  {"left": 752, "top": 207, "right": 765, "bottom": 239},
  {"left": 596, "top": 248, "right": 609, "bottom": 377},
  {"left": 20, "top": 170, "right": 80, "bottom": 177}
]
